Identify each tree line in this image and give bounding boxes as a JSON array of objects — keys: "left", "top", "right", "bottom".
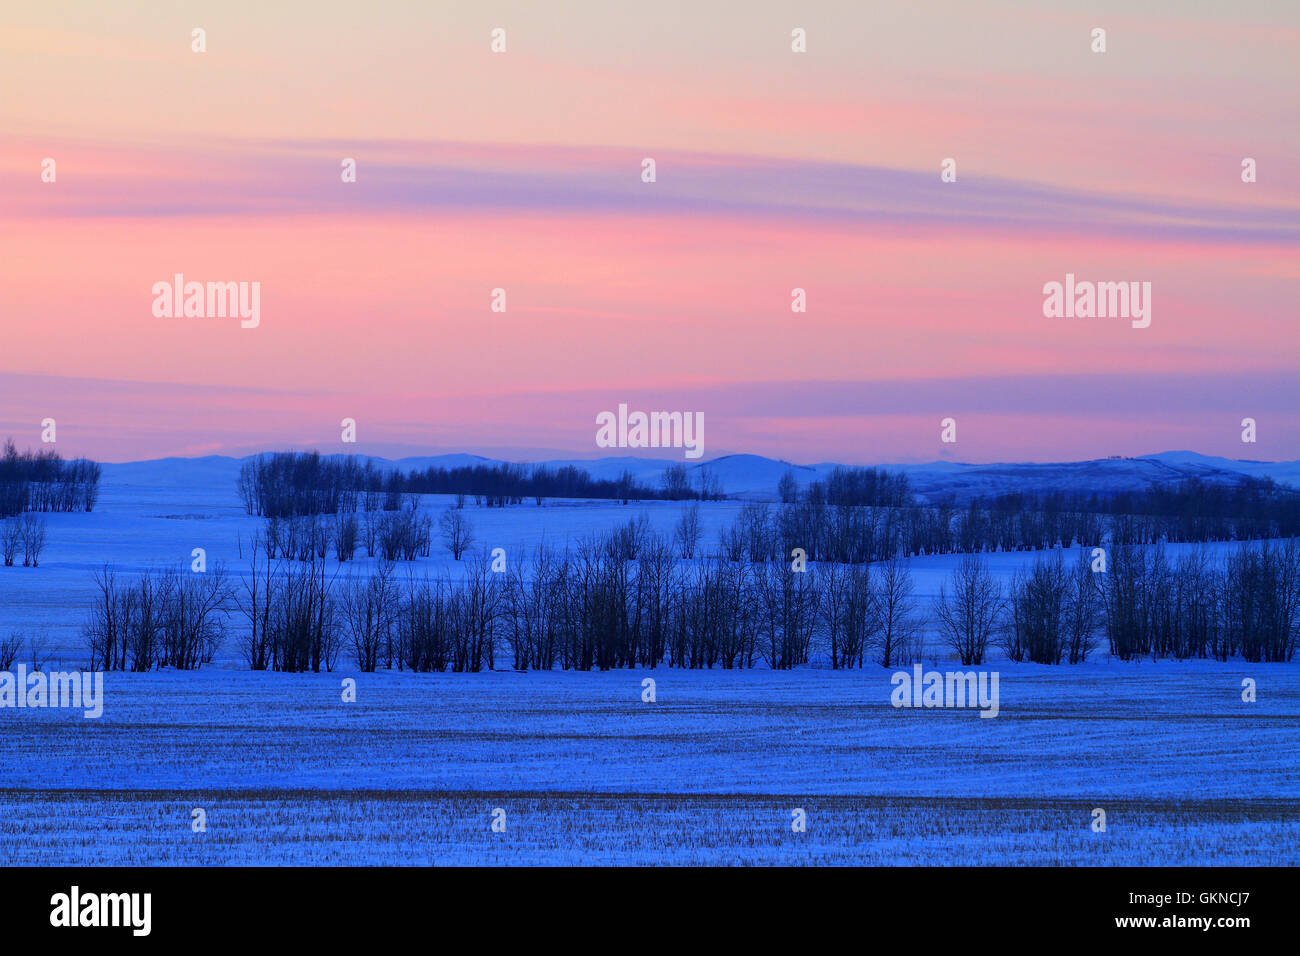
[
  {"left": 968, "top": 477, "right": 1300, "bottom": 545},
  {"left": 79, "top": 522, "right": 1297, "bottom": 673},
  {"left": 0, "top": 439, "right": 101, "bottom": 517},
  {"left": 83, "top": 565, "right": 232, "bottom": 671},
  {"left": 746, "top": 473, "right": 1300, "bottom": 563},
  {"left": 236, "top": 451, "right": 721, "bottom": 518},
  {"left": 239, "top": 452, "right": 1298, "bottom": 561}
]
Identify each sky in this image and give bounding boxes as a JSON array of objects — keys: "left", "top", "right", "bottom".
[{"left": 1, "top": 0, "right": 1297, "bottom": 464}]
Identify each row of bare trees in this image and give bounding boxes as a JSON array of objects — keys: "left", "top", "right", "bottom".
[
  {"left": 1003, "top": 552, "right": 1102, "bottom": 665},
  {"left": 77, "top": 535, "right": 1298, "bottom": 673},
  {"left": 237, "top": 451, "right": 681, "bottom": 518},
  {"left": 0, "top": 440, "right": 101, "bottom": 517},
  {"left": 234, "top": 536, "right": 502, "bottom": 673},
  {"left": 237, "top": 452, "right": 381, "bottom": 517},
  {"left": 239, "top": 538, "right": 337, "bottom": 672},
  {"left": 261, "top": 499, "right": 476, "bottom": 564},
  {"left": 499, "top": 534, "right": 1295, "bottom": 669},
  {"left": 84, "top": 565, "right": 233, "bottom": 671},
  {"left": 0, "top": 631, "right": 49, "bottom": 670},
  {"left": 742, "top": 477, "right": 1300, "bottom": 565},
  {"left": 1097, "top": 540, "right": 1300, "bottom": 662},
  {"left": 941, "top": 541, "right": 1300, "bottom": 665},
  {"left": 227, "top": 519, "right": 930, "bottom": 673}
]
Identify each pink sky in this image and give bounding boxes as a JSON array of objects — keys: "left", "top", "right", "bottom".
[{"left": 2, "top": 2, "right": 1297, "bottom": 463}]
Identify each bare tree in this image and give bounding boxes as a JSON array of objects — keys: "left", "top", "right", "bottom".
[
  {"left": 1008, "top": 552, "right": 1068, "bottom": 664},
  {"left": 285, "top": 552, "right": 339, "bottom": 671},
  {"left": 4, "top": 631, "right": 51, "bottom": 671},
  {"left": 339, "top": 562, "right": 399, "bottom": 672},
  {"left": 334, "top": 512, "right": 358, "bottom": 561},
  {"left": 870, "top": 551, "right": 922, "bottom": 667},
  {"left": 506, "top": 543, "right": 568, "bottom": 671},
  {"left": 362, "top": 508, "right": 378, "bottom": 558},
  {"left": 160, "top": 564, "right": 235, "bottom": 669},
  {"left": 1063, "top": 548, "right": 1102, "bottom": 663},
  {"left": 237, "top": 533, "right": 277, "bottom": 671},
  {"left": 20, "top": 513, "right": 46, "bottom": 567},
  {"left": 1222, "top": 540, "right": 1300, "bottom": 663},
  {"left": 236, "top": 534, "right": 338, "bottom": 672},
  {"left": 673, "top": 503, "right": 702, "bottom": 559},
  {"left": 1094, "top": 543, "right": 1152, "bottom": 662},
  {"left": 615, "top": 469, "right": 637, "bottom": 505},
  {"left": 397, "top": 572, "right": 454, "bottom": 671},
  {"left": 660, "top": 464, "right": 691, "bottom": 500},
  {"left": 85, "top": 566, "right": 131, "bottom": 671},
  {"left": 778, "top": 470, "right": 799, "bottom": 504},
  {"left": 457, "top": 552, "right": 503, "bottom": 671},
  {"left": 439, "top": 508, "right": 474, "bottom": 560},
  {"left": 819, "top": 562, "right": 875, "bottom": 668},
  {"left": 694, "top": 466, "right": 722, "bottom": 502},
  {"left": 932, "top": 554, "right": 1002, "bottom": 665},
  {"left": 756, "top": 560, "right": 819, "bottom": 669},
  {"left": 81, "top": 566, "right": 170, "bottom": 672},
  {"left": 0, "top": 632, "right": 22, "bottom": 669},
  {"left": 1, "top": 517, "right": 20, "bottom": 566}
]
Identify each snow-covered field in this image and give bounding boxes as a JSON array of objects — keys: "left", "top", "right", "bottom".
[
  {"left": 2, "top": 666, "right": 1296, "bottom": 864},
  {"left": 1, "top": 464, "right": 1297, "bottom": 865}
]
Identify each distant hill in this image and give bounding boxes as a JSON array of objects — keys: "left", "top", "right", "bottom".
[
  {"left": 100, "top": 450, "right": 1300, "bottom": 502},
  {"left": 886, "top": 452, "right": 1300, "bottom": 502}
]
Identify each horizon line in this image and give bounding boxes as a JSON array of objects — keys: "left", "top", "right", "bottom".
[{"left": 86, "top": 447, "right": 1291, "bottom": 470}]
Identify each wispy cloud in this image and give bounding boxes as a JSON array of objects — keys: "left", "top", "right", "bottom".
[{"left": 6, "top": 137, "right": 1297, "bottom": 246}]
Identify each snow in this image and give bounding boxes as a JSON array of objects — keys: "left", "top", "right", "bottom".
[
  {"left": 1, "top": 456, "right": 1297, "bottom": 865},
  {"left": 1, "top": 664, "right": 1296, "bottom": 864}
]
